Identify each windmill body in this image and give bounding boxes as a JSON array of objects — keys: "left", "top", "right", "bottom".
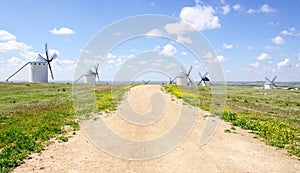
[
  {"left": 6, "top": 43, "right": 57, "bottom": 83},
  {"left": 201, "top": 77, "right": 211, "bottom": 86},
  {"left": 83, "top": 69, "right": 97, "bottom": 84},
  {"left": 176, "top": 73, "right": 188, "bottom": 85},
  {"left": 264, "top": 82, "right": 274, "bottom": 89},
  {"left": 264, "top": 76, "right": 277, "bottom": 90},
  {"left": 29, "top": 61, "right": 48, "bottom": 82},
  {"left": 176, "top": 66, "right": 193, "bottom": 85},
  {"left": 74, "top": 65, "right": 100, "bottom": 84}
]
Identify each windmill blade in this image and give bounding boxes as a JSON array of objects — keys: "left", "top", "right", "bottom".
[
  {"left": 50, "top": 52, "right": 57, "bottom": 61},
  {"left": 272, "top": 82, "right": 278, "bottom": 87},
  {"left": 198, "top": 72, "right": 203, "bottom": 79},
  {"left": 74, "top": 74, "right": 85, "bottom": 83},
  {"left": 48, "top": 62, "right": 54, "bottom": 80},
  {"left": 198, "top": 79, "right": 203, "bottom": 86},
  {"left": 6, "top": 62, "right": 30, "bottom": 82},
  {"left": 203, "top": 72, "right": 208, "bottom": 78},
  {"left": 96, "top": 73, "right": 100, "bottom": 83},
  {"left": 187, "top": 66, "right": 193, "bottom": 76},
  {"left": 181, "top": 67, "right": 186, "bottom": 74},
  {"left": 272, "top": 76, "right": 277, "bottom": 83},
  {"left": 187, "top": 76, "right": 193, "bottom": 85},
  {"left": 45, "top": 43, "right": 50, "bottom": 61},
  {"left": 265, "top": 77, "right": 272, "bottom": 82}
]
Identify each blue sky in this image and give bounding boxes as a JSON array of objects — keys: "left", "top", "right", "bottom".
[{"left": 0, "top": 0, "right": 300, "bottom": 82}]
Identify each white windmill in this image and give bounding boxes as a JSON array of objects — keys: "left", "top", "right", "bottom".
[
  {"left": 264, "top": 76, "right": 277, "bottom": 89},
  {"left": 74, "top": 64, "right": 100, "bottom": 84},
  {"left": 198, "top": 72, "right": 212, "bottom": 86},
  {"left": 142, "top": 80, "right": 150, "bottom": 84},
  {"left": 176, "top": 66, "right": 193, "bottom": 85},
  {"left": 6, "top": 43, "right": 57, "bottom": 82}
]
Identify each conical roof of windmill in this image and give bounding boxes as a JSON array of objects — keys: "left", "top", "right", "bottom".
[
  {"left": 85, "top": 69, "right": 97, "bottom": 75},
  {"left": 35, "top": 54, "right": 48, "bottom": 62},
  {"left": 203, "top": 77, "right": 210, "bottom": 81}
]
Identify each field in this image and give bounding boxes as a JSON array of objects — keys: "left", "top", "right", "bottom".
[
  {"left": 0, "top": 82, "right": 299, "bottom": 172},
  {"left": 0, "top": 82, "right": 126, "bottom": 172},
  {"left": 163, "top": 84, "right": 300, "bottom": 157}
]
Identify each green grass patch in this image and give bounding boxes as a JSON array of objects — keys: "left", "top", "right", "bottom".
[
  {"left": 163, "top": 84, "right": 300, "bottom": 158},
  {"left": 0, "top": 82, "right": 127, "bottom": 172}
]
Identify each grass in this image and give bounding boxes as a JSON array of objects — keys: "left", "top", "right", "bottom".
[
  {"left": 0, "top": 82, "right": 126, "bottom": 172},
  {"left": 163, "top": 84, "right": 300, "bottom": 158}
]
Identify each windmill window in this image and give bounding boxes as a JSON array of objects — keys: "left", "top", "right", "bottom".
[
  {"left": 39, "top": 63, "right": 41, "bottom": 65},
  {"left": 34, "top": 63, "right": 36, "bottom": 65}
]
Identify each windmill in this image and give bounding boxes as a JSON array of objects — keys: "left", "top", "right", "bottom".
[
  {"left": 142, "top": 80, "right": 150, "bottom": 84},
  {"left": 6, "top": 43, "right": 57, "bottom": 82},
  {"left": 168, "top": 76, "right": 177, "bottom": 84},
  {"left": 176, "top": 66, "right": 193, "bottom": 85},
  {"left": 198, "top": 72, "right": 212, "bottom": 86},
  {"left": 74, "top": 64, "right": 100, "bottom": 84},
  {"left": 264, "top": 76, "right": 277, "bottom": 89}
]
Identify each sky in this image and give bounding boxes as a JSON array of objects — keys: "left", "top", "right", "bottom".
[{"left": 0, "top": 0, "right": 300, "bottom": 82}]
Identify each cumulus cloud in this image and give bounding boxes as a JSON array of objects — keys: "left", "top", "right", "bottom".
[
  {"left": 159, "top": 44, "right": 177, "bottom": 57},
  {"left": 176, "top": 35, "right": 193, "bottom": 44},
  {"left": 164, "top": 21, "right": 194, "bottom": 35},
  {"left": 179, "top": 4, "right": 221, "bottom": 31},
  {"left": 145, "top": 28, "right": 163, "bottom": 37},
  {"left": 260, "top": 4, "right": 276, "bottom": 13},
  {"left": 49, "top": 27, "right": 75, "bottom": 35},
  {"left": 107, "top": 59, "right": 115, "bottom": 65},
  {"left": 182, "top": 51, "right": 187, "bottom": 55},
  {"left": 247, "top": 9, "right": 255, "bottom": 14},
  {"left": 250, "top": 61, "right": 260, "bottom": 68},
  {"left": 257, "top": 52, "right": 272, "bottom": 61},
  {"left": 233, "top": 4, "right": 242, "bottom": 11},
  {"left": 222, "top": 5, "right": 230, "bottom": 15},
  {"left": 8, "top": 56, "right": 25, "bottom": 66},
  {"left": 222, "top": 43, "right": 233, "bottom": 49},
  {"left": 280, "top": 27, "right": 299, "bottom": 36},
  {"left": 277, "top": 58, "right": 291, "bottom": 69},
  {"left": 271, "top": 35, "right": 285, "bottom": 45},
  {"left": 0, "top": 30, "right": 16, "bottom": 41},
  {"left": 216, "top": 55, "right": 226, "bottom": 62}
]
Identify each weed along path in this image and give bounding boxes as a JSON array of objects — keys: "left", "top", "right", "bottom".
[{"left": 14, "top": 85, "right": 299, "bottom": 173}]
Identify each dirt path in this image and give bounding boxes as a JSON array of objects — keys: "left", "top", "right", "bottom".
[{"left": 14, "top": 85, "right": 299, "bottom": 172}]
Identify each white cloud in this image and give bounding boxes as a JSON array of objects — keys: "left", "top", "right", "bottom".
[
  {"left": 247, "top": 45, "right": 253, "bottom": 50},
  {"left": 107, "top": 59, "right": 115, "bottom": 65},
  {"left": 277, "top": 58, "right": 291, "bottom": 69},
  {"left": 145, "top": 28, "right": 163, "bottom": 37},
  {"left": 164, "top": 21, "right": 194, "bottom": 35},
  {"left": 154, "top": 45, "right": 161, "bottom": 51},
  {"left": 176, "top": 35, "right": 193, "bottom": 44},
  {"left": 8, "top": 56, "right": 25, "bottom": 66},
  {"left": 179, "top": 4, "right": 221, "bottom": 31},
  {"left": 247, "top": 9, "right": 255, "bottom": 14},
  {"left": 222, "top": 5, "right": 230, "bottom": 15},
  {"left": 264, "top": 45, "right": 276, "bottom": 50},
  {"left": 0, "top": 30, "right": 16, "bottom": 41},
  {"left": 250, "top": 61, "right": 260, "bottom": 68},
  {"left": 182, "top": 51, "right": 187, "bottom": 55},
  {"left": 49, "top": 27, "right": 75, "bottom": 35},
  {"left": 139, "top": 60, "right": 148, "bottom": 64},
  {"left": 59, "top": 59, "right": 74, "bottom": 65},
  {"left": 260, "top": 4, "right": 276, "bottom": 13},
  {"left": 233, "top": 4, "right": 241, "bottom": 11},
  {"left": 257, "top": 52, "right": 272, "bottom": 61},
  {"left": 222, "top": 43, "right": 233, "bottom": 49},
  {"left": 280, "top": 27, "right": 299, "bottom": 36},
  {"left": 217, "top": 55, "right": 226, "bottom": 62},
  {"left": 107, "top": 53, "right": 116, "bottom": 59},
  {"left": 296, "top": 63, "right": 300, "bottom": 69},
  {"left": 159, "top": 44, "right": 177, "bottom": 57},
  {"left": 271, "top": 35, "right": 285, "bottom": 45}
]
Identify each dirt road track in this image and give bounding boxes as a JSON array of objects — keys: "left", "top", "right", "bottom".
[{"left": 13, "top": 85, "right": 300, "bottom": 173}]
